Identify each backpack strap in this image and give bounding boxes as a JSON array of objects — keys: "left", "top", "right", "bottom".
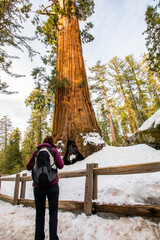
[
  {"left": 45, "top": 147, "right": 57, "bottom": 169},
  {"left": 33, "top": 148, "right": 41, "bottom": 169}
]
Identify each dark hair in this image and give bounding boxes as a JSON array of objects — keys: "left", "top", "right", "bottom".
[{"left": 42, "top": 135, "right": 56, "bottom": 147}]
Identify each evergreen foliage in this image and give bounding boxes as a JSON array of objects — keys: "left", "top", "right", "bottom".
[
  {"left": 144, "top": 1, "right": 160, "bottom": 76},
  {"left": 0, "top": 116, "right": 13, "bottom": 150},
  {"left": 88, "top": 60, "right": 118, "bottom": 144},
  {"left": 0, "top": 149, "right": 5, "bottom": 173},
  {"left": 3, "top": 128, "right": 23, "bottom": 173},
  {"left": 31, "top": 0, "right": 95, "bottom": 87},
  {"left": 89, "top": 55, "right": 160, "bottom": 145},
  {"left": 96, "top": 104, "right": 111, "bottom": 145},
  {"left": 0, "top": 0, "right": 36, "bottom": 94},
  {"left": 22, "top": 79, "right": 54, "bottom": 165},
  {"left": 124, "top": 55, "right": 149, "bottom": 124},
  {"left": 1, "top": 1, "right": 160, "bottom": 161},
  {"left": 21, "top": 110, "right": 51, "bottom": 166}
]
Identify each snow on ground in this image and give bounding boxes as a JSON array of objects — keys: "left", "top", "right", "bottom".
[
  {"left": 1, "top": 144, "right": 160, "bottom": 239},
  {"left": 0, "top": 200, "right": 160, "bottom": 240},
  {"left": 139, "top": 109, "right": 160, "bottom": 131},
  {"left": 21, "top": 144, "right": 160, "bottom": 205}
]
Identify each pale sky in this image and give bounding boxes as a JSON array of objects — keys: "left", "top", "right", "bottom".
[{"left": 0, "top": 0, "right": 153, "bottom": 138}]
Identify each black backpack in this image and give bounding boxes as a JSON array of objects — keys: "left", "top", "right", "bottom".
[{"left": 32, "top": 147, "right": 57, "bottom": 186}]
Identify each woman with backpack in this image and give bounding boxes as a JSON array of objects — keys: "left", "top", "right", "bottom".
[{"left": 27, "top": 135, "right": 64, "bottom": 240}]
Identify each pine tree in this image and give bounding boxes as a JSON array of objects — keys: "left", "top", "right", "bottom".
[
  {"left": 89, "top": 60, "right": 117, "bottom": 144},
  {"left": 0, "top": 116, "right": 13, "bottom": 150},
  {"left": 0, "top": 149, "right": 5, "bottom": 173},
  {"left": 25, "top": 88, "right": 54, "bottom": 140},
  {"left": 119, "top": 107, "right": 131, "bottom": 136},
  {"left": 141, "top": 55, "right": 160, "bottom": 114},
  {"left": 21, "top": 126, "right": 36, "bottom": 167},
  {"left": 97, "top": 103, "right": 111, "bottom": 145},
  {"left": 108, "top": 56, "right": 137, "bottom": 133},
  {"left": 21, "top": 110, "right": 51, "bottom": 166},
  {"left": 22, "top": 87, "right": 54, "bottom": 165},
  {"left": 89, "top": 54, "right": 160, "bottom": 139},
  {"left": 144, "top": 2, "right": 160, "bottom": 76},
  {"left": 124, "top": 55, "right": 150, "bottom": 127},
  {"left": 4, "top": 128, "right": 22, "bottom": 173}
]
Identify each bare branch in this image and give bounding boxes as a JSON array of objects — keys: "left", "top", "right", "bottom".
[
  {"left": 43, "top": 3, "right": 55, "bottom": 11},
  {"left": 37, "top": 10, "right": 56, "bottom": 16}
]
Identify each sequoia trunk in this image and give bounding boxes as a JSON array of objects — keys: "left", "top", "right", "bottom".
[{"left": 52, "top": 1, "right": 105, "bottom": 162}]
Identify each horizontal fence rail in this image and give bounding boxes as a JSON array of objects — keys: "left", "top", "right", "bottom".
[
  {"left": 0, "top": 162, "right": 160, "bottom": 216},
  {"left": 94, "top": 162, "right": 160, "bottom": 175},
  {"left": 59, "top": 169, "right": 87, "bottom": 178},
  {"left": 0, "top": 176, "right": 16, "bottom": 181}
]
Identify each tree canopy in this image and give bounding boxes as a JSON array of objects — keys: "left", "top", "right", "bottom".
[
  {"left": 33, "top": 0, "right": 95, "bottom": 63},
  {"left": 4, "top": 128, "right": 23, "bottom": 173},
  {"left": 144, "top": 1, "right": 160, "bottom": 76},
  {"left": 0, "top": 0, "right": 36, "bottom": 94}
]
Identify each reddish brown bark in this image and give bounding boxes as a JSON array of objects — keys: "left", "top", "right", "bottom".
[{"left": 52, "top": 2, "right": 105, "bottom": 159}]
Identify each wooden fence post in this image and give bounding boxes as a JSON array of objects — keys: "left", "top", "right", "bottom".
[
  {"left": 84, "top": 164, "right": 94, "bottom": 215},
  {"left": 13, "top": 174, "right": 20, "bottom": 205},
  {"left": 20, "top": 173, "right": 27, "bottom": 199},
  {"left": 92, "top": 163, "right": 98, "bottom": 200}
]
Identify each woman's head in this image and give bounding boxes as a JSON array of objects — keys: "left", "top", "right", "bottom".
[{"left": 43, "top": 135, "right": 55, "bottom": 146}]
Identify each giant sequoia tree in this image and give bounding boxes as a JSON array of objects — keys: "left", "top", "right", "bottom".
[
  {"left": 37, "top": 0, "right": 105, "bottom": 163},
  {"left": 53, "top": 0, "right": 105, "bottom": 162}
]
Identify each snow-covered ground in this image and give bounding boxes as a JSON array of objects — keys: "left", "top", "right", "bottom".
[
  {"left": 139, "top": 109, "right": 160, "bottom": 131},
  {"left": 1, "top": 144, "right": 160, "bottom": 239},
  {"left": 1, "top": 199, "right": 160, "bottom": 240}
]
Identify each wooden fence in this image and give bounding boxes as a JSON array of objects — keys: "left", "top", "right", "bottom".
[{"left": 1, "top": 162, "right": 160, "bottom": 217}]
